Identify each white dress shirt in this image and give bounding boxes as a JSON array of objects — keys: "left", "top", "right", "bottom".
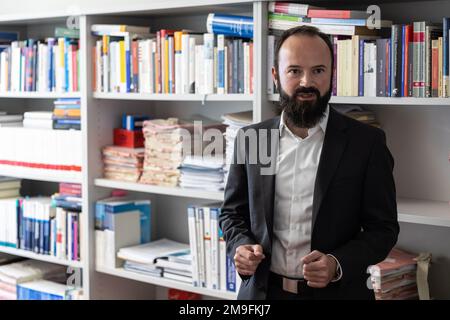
[{"left": 270, "top": 105, "right": 341, "bottom": 280}]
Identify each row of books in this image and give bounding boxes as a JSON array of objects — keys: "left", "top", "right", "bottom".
[
  {"left": 0, "top": 183, "right": 82, "bottom": 261},
  {"left": 187, "top": 204, "right": 240, "bottom": 292},
  {"left": 93, "top": 28, "right": 253, "bottom": 94},
  {"left": 0, "top": 176, "right": 21, "bottom": 199},
  {"left": 0, "top": 36, "right": 80, "bottom": 93},
  {"left": 0, "top": 125, "right": 82, "bottom": 173},
  {"left": 0, "top": 258, "right": 82, "bottom": 300},
  {"left": 267, "top": 2, "right": 450, "bottom": 98}
]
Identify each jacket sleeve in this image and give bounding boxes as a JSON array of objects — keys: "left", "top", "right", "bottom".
[
  {"left": 219, "top": 129, "right": 257, "bottom": 264},
  {"left": 330, "top": 130, "right": 400, "bottom": 285}
]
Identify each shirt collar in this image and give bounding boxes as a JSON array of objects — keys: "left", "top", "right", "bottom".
[{"left": 279, "top": 104, "right": 330, "bottom": 137}]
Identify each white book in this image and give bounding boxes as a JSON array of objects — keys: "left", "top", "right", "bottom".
[
  {"left": 195, "top": 45, "right": 204, "bottom": 94},
  {"left": 102, "top": 39, "right": 109, "bottom": 93},
  {"left": 50, "top": 218, "right": 56, "bottom": 257},
  {"left": 187, "top": 206, "right": 200, "bottom": 287},
  {"left": 188, "top": 37, "right": 197, "bottom": 93},
  {"left": 109, "top": 41, "right": 117, "bottom": 93},
  {"left": 175, "top": 33, "right": 182, "bottom": 94},
  {"left": 219, "top": 228, "right": 226, "bottom": 291},
  {"left": 96, "top": 40, "right": 103, "bottom": 92},
  {"left": 24, "top": 111, "right": 53, "bottom": 120},
  {"left": 203, "top": 206, "right": 212, "bottom": 289},
  {"left": 150, "top": 40, "right": 156, "bottom": 93},
  {"left": 0, "top": 51, "right": 8, "bottom": 92},
  {"left": 91, "top": 24, "right": 150, "bottom": 35},
  {"left": 203, "top": 33, "right": 214, "bottom": 94},
  {"left": 267, "top": 35, "right": 275, "bottom": 94},
  {"left": 195, "top": 207, "right": 206, "bottom": 287},
  {"left": 95, "top": 230, "right": 106, "bottom": 268},
  {"left": 181, "top": 33, "right": 190, "bottom": 94},
  {"left": 244, "top": 42, "right": 250, "bottom": 94},
  {"left": 210, "top": 207, "right": 220, "bottom": 290}
]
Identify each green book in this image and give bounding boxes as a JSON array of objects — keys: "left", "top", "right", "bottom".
[{"left": 55, "top": 27, "right": 80, "bottom": 39}]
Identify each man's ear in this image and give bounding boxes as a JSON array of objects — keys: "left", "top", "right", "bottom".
[{"left": 272, "top": 67, "right": 278, "bottom": 90}]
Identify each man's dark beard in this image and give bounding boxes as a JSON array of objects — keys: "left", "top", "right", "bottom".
[{"left": 278, "top": 83, "right": 331, "bottom": 129}]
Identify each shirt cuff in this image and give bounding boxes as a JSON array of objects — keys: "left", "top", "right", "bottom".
[{"left": 327, "top": 254, "right": 343, "bottom": 282}]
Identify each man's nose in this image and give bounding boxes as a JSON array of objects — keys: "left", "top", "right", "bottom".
[{"left": 299, "top": 71, "right": 314, "bottom": 87}]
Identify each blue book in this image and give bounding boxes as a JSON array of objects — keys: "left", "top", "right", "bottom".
[
  {"left": 207, "top": 14, "right": 253, "bottom": 39},
  {"left": 126, "top": 37, "right": 131, "bottom": 92},
  {"left": 226, "top": 255, "right": 237, "bottom": 292},
  {"left": 0, "top": 31, "right": 18, "bottom": 42},
  {"left": 443, "top": 18, "right": 450, "bottom": 96},
  {"left": 55, "top": 119, "right": 81, "bottom": 125},
  {"left": 401, "top": 25, "right": 406, "bottom": 97}
]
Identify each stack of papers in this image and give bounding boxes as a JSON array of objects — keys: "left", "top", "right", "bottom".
[
  {"left": 221, "top": 111, "right": 252, "bottom": 181},
  {"left": 102, "top": 146, "right": 145, "bottom": 182},
  {"left": 179, "top": 155, "right": 225, "bottom": 191},
  {"left": 368, "top": 248, "right": 422, "bottom": 300},
  {"left": 118, "top": 239, "right": 190, "bottom": 280}
]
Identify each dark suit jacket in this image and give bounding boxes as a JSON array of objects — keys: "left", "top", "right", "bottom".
[{"left": 219, "top": 107, "right": 399, "bottom": 300}]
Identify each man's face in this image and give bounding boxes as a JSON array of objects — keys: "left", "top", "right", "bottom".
[{"left": 272, "top": 34, "right": 332, "bottom": 128}]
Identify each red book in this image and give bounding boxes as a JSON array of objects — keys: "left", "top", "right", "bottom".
[
  {"left": 404, "top": 25, "right": 413, "bottom": 97},
  {"left": 132, "top": 40, "right": 139, "bottom": 92},
  {"left": 113, "top": 128, "right": 144, "bottom": 148},
  {"left": 307, "top": 9, "right": 368, "bottom": 19},
  {"left": 432, "top": 39, "right": 439, "bottom": 97}
]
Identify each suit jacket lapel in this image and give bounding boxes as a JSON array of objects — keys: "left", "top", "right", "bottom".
[
  {"left": 312, "top": 108, "right": 349, "bottom": 232},
  {"left": 260, "top": 116, "right": 280, "bottom": 250}
]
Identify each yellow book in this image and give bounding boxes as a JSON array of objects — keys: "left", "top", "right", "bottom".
[
  {"left": 120, "top": 40, "right": 125, "bottom": 92},
  {"left": 164, "top": 36, "right": 169, "bottom": 93},
  {"left": 54, "top": 109, "right": 81, "bottom": 117}
]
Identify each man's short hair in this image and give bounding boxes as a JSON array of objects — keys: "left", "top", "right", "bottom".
[{"left": 274, "top": 25, "right": 334, "bottom": 76}]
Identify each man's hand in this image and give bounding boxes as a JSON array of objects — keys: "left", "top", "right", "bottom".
[
  {"left": 234, "top": 244, "right": 265, "bottom": 276},
  {"left": 301, "top": 250, "right": 337, "bottom": 288}
]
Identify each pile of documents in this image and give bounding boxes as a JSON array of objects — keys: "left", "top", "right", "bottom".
[
  {"left": 221, "top": 111, "right": 252, "bottom": 182},
  {"left": 140, "top": 117, "right": 225, "bottom": 187},
  {"left": 118, "top": 238, "right": 191, "bottom": 282},
  {"left": 179, "top": 155, "right": 225, "bottom": 191},
  {"left": 102, "top": 145, "right": 145, "bottom": 182},
  {"left": 368, "top": 248, "right": 427, "bottom": 300},
  {"left": 0, "top": 176, "right": 21, "bottom": 199}
]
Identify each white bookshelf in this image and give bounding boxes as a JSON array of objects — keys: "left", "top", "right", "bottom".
[
  {"left": 0, "top": 165, "right": 82, "bottom": 184},
  {"left": 0, "top": 0, "right": 448, "bottom": 300},
  {"left": 0, "top": 92, "right": 80, "bottom": 99},
  {"left": 95, "top": 178, "right": 224, "bottom": 201},
  {"left": 96, "top": 266, "right": 237, "bottom": 300},
  {"left": 94, "top": 92, "right": 254, "bottom": 102},
  {"left": 268, "top": 94, "right": 450, "bottom": 106},
  {"left": 397, "top": 198, "right": 450, "bottom": 228},
  {"left": 0, "top": 246, "right": 83, "bottom": 268}
]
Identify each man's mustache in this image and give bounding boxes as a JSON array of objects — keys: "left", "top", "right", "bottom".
[{"left": 294, "top": 87, "right": 321, "bottom": 97}]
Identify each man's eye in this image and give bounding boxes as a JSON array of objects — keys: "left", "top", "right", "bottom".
[
  {"left": 288, "top": 69, "right": 299, "bottom": 75},
  {"left": 314, "top": 69, "right": 324, "bottom": 74}
]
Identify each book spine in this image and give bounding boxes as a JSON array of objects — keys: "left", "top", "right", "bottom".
[{"left": 187, "top": 206, "right": 199, "bottom": 287}]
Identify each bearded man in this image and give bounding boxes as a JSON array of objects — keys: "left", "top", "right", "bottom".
[{"left": 219, "top": 25, "right": 399, "bottom": 300}]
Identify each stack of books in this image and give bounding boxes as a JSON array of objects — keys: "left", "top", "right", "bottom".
[
  {"left": 221, "top": 111, "right": 252, "bottom": 182},
  {"left": 0, "top": 112, "right": 23, "bottom": 127},
  {"left": 0, "top": 176, "right": 21, "bottom": 199},
  {"left": 179, "top": 155, "right": 225, "bottom": 191},
  {"left": 0, "top": 259, "right": 66, "bottom": 300},
  {"left": 368, "top": 248, "right": 421, "bottom": 300},
  {"left": 53, "top": 98, "right": 81, "bottom": 130},
  {"left": 102, "top": 145, "right": 145, "bottom": 182},
  {"left": 156, "top": 251, "right": 193, "bottom": 284},
  {"left": 139, "top": 118, "right": 197, "bottom": 187},
  {"left": 23, "top": 111, "right": 53, "bottom": 129},
  {"left": 117, "top": 238, "right": 190, "bottom": 280}
]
